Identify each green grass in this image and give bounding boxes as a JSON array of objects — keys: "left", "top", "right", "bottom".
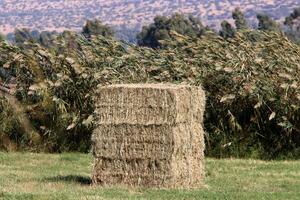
[{"left": 0, "top": 152, "right": 299, "bottom": 200}]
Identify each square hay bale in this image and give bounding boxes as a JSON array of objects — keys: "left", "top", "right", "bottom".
[{"left": 92, "top": 84, "right": 205, "bottom": 188}]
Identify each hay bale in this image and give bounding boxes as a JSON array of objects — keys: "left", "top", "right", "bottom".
[{"left": 92, "top": 84, "right": 205, "bottom": 188}]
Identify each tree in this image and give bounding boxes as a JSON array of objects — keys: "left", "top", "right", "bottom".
[
  {"left": 14, "top": 28, "right": 36, "bottom": 45},
  {"left": 284, "top": 7, "right": 300, "bottom": 43},
  {"left": 39, "top": 31, "right": 56, "bottom": 48},
  {"left": 136, "top": 13, "right": 208, "bottom": 48},
  {"left": 219, "top": 21, "right": 235, "bottom": 39},
  {"left": 257, "top": 13, "right": 281, "bottom": 32},
  {"left": 82, "top": 19, "right": 114, "bottom": 38},
  {"left": 57, "top": 30, "right": 81, "bottom": 50},
  {"left": 284, "top": 7, "right": 300, "bottom": 27},
  {"left": 13, "top": 29, "right": 57, "bottom": 48},
  {"left": 232, "top": 8, "right": 248, "bottom": 30},
  {"left": 136, "top": 16, "right": 168, "bottom": 48}
]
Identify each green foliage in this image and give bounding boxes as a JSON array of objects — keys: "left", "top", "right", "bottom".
[
  {"left": 38, "top": 31, "right": 56, "bottom": 47},
  {"left": 14, "top": 28, "right": 37, "bottom": 47},
  {"left": 0, "top": 97, "right": 22, "bottom": 150},
  {"left": 0, "top": 28, "right": 299, "bottom": 158},
  {"left": 82, "top": 19, "right": 115, "bottom": 39},
  {"left": 136, "top": 13, "right": 208, "bottom": 48},
  {"left": 0, "top": 97, "right": 16, "bottom": 136},
  {"left": 168, "top": 31, "right": 300, "bottom": 158},
  {"left": 284, "top": 7, "right": 300, "bottom": 44},
  {"left": 13, "top": 29, "right": 56, "bottom": 48},
  {"left": 284, "top": 7, "right": 300, "bottom": 27},
  {"left": 232, "top": 8, "right": 248, "bottom": 30},
  {"left": 152, "top": 30, "right": 300, "bottom": 158},
  {"left": 219, "top": 20, "right": 236, "bottom": 39},
  {"left": 257, "top": 13, "right": 281, "bottom": 32}
]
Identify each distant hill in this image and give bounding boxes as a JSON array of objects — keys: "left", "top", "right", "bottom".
[{"left": 0, "top": 0, "right": 299, "bottom": 36}]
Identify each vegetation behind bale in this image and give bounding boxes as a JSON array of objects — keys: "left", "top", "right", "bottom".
[
  {"left": 0, "top": 30, "right": 299, "bottom": 158},
  {"left": 165, "top": 31, "right": 300, "bottom": 159},
  {"left": 0, "top": 96, "right": 22, "bottom": 151}
]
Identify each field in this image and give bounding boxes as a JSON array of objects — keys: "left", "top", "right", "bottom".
[{"left": 0, "top": 152, "right": 299, "bottom": 199}]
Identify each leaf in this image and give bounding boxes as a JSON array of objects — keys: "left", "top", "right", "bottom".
[
  {"left": 146, "top": 66, "right": 160, "bottom": 72},
  {"left": 291, "top": 81, "right": 297, "bottom": 89},
  {"left": 224, "top": 67, "right": 233, "bottom": 72},
  {"left": 254, "top": 102, "right": 262, "bottom": 109},
  {"left": 3, "top": 62, "right": 10, "bottom": 68},
  {"left": 215, "top": 66, "right": 222, "bottom": 71},
  {"left": 222, "top": 142, "right": 232, "bottom": 148},
  {"left": 72, "top": 63, "right": 83, "bottom": 74},
  {"left": 66, "top": 57, "right": 75, "bottom": 64},
  {"left": 278, "top": 73, "right": 292, "bottom": 80},
  {"left": 82, "top": 115, "right": 94, "bottom": 127},
  {"left": 37, "top": 49, "right": 49, "bottom": 57},
  {"left": 29, "top": 84, "right": 40, "bottom": 91},
  {"left": 29, "top": 82, "right": 47, "bottom": 91},
  {"left": 280, "top": 83, "right": 289, "bottom": 89},
  {"left": 269, "top": 112, "right": 276, "bottom": 121},
  {"left": 66, "top": 123, "right": 76, "bottom": 130},
  {"left": 220, "top": 94, "right": 235, "bottom": 103},
  {"left": 254, "top": 57, "right": 263, "bottom": 63}
]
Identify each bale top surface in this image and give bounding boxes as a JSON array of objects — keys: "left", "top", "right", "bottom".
[{"left": 98, "top": 83, "right": 192, "bottom": 89}]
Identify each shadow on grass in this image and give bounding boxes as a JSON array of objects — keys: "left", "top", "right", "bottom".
[{"left": 44, "top": 175, "right": 92, "bottom": 185}]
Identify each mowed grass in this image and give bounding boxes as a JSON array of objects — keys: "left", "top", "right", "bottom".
[{"left": 0, "top": 152, "right": 300, "bottom": 200}]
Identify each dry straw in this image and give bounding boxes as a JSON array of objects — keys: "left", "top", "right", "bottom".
[{"left": 92, "top": 84, "right": 205, "bottom": 188}]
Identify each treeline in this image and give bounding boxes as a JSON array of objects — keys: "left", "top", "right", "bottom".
[
  {"left": 0, "top": 8, "right": 300, "bottom": 159},
  {"left": 2, "top": 7, "right": 300, "bottom": 48},
  {"left": 4, "top": 20, "right": 139, "bottom": 47}
]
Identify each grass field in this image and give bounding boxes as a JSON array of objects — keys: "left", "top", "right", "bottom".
[{"left": 0, "top": 152, "right": 300, "bottom": 200}]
